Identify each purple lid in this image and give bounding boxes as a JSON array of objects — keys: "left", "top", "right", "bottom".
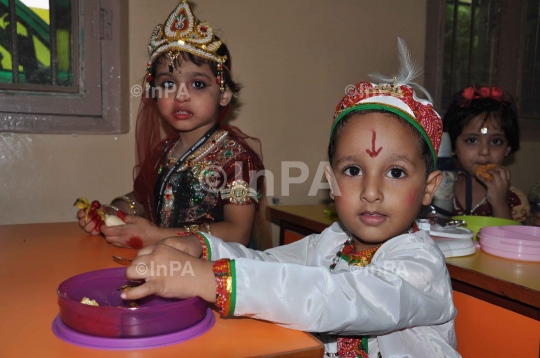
[{"left": 52, "top": 307, "right": 215, "bottom": 350}]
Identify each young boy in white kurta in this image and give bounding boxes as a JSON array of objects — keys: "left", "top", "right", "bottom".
[{"left": 123, "top": 41, "right": 461, "bottom": 358}]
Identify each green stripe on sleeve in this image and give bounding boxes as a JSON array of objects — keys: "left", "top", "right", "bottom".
[{"left": 229, "top": 260, "right": 237, "bottom": 316}]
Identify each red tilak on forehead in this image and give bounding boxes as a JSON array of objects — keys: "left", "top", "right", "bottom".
[{"left": 366, "top": 130, "right": 383, "bottom": 158}]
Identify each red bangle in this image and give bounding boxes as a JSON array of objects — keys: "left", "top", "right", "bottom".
[
  {"left": 213, "top": 259, "right": 233, "bottom": 315},
  {"left": 176, "top": 231, "right": 210, "bottom": 260}
]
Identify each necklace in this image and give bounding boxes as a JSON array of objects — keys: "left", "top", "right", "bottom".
[
  {"left": 330, "top": 222, "right": 419, "bottom": 272},
  {"left": 167, "top": 139, "right": 182, "bottom": 165},
  {"left": 177, "top": 130, "right": 229, "bottom": 172},
  {"left": 453, "top": 195, "right": 487, "bottom": 214},
  {"left": 166, "top": 130, "right": 228, "bottom": 168},
  {"left": 472, "top": 197, "right": 487, "bottom": 212}
]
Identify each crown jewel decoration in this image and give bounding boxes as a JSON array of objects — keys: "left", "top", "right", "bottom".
[{"left": 146, "top": 0, "right": 227, "bottom": 91}]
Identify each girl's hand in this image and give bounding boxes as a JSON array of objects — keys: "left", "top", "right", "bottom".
[
  {"left": 100, "top": 215, "right": 162, "bottom": 248},
  {"left": 525, "top": 211, "right": 540, "bottom": 227},
  {"left": 156, "top": 235, "right": 204, "bottom": 258},
  {"left": 123, "top": 244, "right": 216, "bottom": 302},
  {"left": 476, "top": 165, "right": 511, "bottom": 207}
]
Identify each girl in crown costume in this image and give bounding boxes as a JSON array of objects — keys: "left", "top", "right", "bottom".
[
  {"left": 123, "top": 39, "right": 460, "bottom": 358},
  {"left": 78, "top": 1, "right": 271, "bottom": 250}
]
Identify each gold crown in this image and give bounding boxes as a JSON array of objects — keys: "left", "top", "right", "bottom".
[{"left": 147, "top": 0, "right": 226, "bottom": 65}]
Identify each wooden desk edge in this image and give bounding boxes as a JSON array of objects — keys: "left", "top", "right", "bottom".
[{"left": 446, "top": 263, "right": 540, "bottom": 318}]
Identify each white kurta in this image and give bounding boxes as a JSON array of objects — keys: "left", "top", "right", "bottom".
[{"left": 204, "top": 222, "right": 460, "bottom": 358}]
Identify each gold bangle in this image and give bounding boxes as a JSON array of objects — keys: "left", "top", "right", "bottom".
[
  {"left": 102, "top": 204, "right": 119, "bottom": 213},
  {"left": 184, "top": 224, "right": 200, "bottom": 233},
  {"left": 112, "top": 195, "right": 137, "bottom": 216},
  {"left": 203, "top": 222, "right": 212, "bottom": 236}
]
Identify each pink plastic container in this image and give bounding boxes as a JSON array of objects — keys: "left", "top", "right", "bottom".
[
  {"left": 57, "top": 268, "right": 208, "bottom": 338},
  {"left": 478, "top": 226, "right": 540, "bottom": 262}
]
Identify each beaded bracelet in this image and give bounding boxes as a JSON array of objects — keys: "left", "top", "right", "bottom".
[
  {"left": 111, "top": 195, "right": 137, "bottom": 216},
  {"left": 213, "top": 259, "right": 234, "bottom": 316},
  {"left": 198, "top": 232, "right": 210, "bottom": 260},
  {"left": 183, "top": 224, "right": 199, "bottom": 233},
  {"left": 176, "top": 231, "right": 210, "bottom": 260}
]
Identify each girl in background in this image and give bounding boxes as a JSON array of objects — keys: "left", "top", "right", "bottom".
[{"left": 443, "top": 87, "right": 531, "bottom": 222}]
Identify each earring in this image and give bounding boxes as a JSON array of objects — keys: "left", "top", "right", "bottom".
[
  {"left": 145, "top": 62, "right": 153, "bottom": 89},
  {"left": 216, "top": 59, "right": 225, "bottom": 92},
  {"left": 168, "top": 51, "right": 180, "bottom": 74}
]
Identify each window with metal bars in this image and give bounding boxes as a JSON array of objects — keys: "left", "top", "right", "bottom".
[
  {"left": 0, "top": 0, "right": 75, "bottom": 90},
  {"left": 0, "top": 0, "right": 127, "bottom": 134},
  {"left": 425, "top": 0, "right": 540, "bottom": 137}
]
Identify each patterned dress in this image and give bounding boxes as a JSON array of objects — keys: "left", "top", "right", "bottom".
[
  {"left": 453, "top": 186, "right": 530, "bottom": 222},
  {"left": 154, "top": 130, "right": 263, "bottom": 228}
]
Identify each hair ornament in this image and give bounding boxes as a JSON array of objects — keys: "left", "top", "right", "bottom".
[
  {"left": 145, "top": 0, "right": 227, "bottom": 91},
  {"left": 368, "top": 37, "right": 433, "bottom": 102},
  {"left": 460, "top": 86, "right": 507, "bottom": 107},
  {"left": 480, "top": 112, "right": 490, "bottom": 134}
]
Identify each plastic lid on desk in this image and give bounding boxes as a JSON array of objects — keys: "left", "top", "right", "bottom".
[
  {"left": 478, "top": 226, "right": 540, "bottom": 262},
  {"left": 432, "top": 236, "right": 476, "bottom": 258},
  {"left": 430, "top": 225, "right": 474, "bottom": 240},
  {"left": 480, "top": 226, "right": 540, "bottom": 241}
]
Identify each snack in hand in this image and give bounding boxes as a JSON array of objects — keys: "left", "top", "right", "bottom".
[
  {"left": 118, "top": 284, "right": 139, "bottom": 292},
  {"left": 104, "top": 215, "right": 126, "bottom": 227},
  {"left": 475, "top": 164, "right": 498, "bottom": 181}
]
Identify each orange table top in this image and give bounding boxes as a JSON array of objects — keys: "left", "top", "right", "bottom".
[{"left": 0, "top": 222, "right": 323, "bottom": 358}]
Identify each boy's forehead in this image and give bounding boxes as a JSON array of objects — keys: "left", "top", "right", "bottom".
[
  {"left": 336, "top": 113, "right": 420, "bottom": 156},
  {"left": 343, "top": 112, "right": 416, "bottom": 138}
]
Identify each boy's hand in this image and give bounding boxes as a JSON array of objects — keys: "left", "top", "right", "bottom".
[
  {"left": 156, "top": 235, "right": 204, "bottom": 258},
  {"left": 101, "top": 215, "right": 161, "bottom": 248},
  {"left": 123, "top": 245, "right": 216, "bottom": 302},
  {"left": 476, "top": 165, "right": 510, "bottom": 207}
]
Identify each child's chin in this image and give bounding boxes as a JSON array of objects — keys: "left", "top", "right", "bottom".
[
  {"left": 350, "top": 224, "right": 410, "bottom": 244},
  {"left": 350, "top": 227, "right": 391, "bottom": 244}
]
